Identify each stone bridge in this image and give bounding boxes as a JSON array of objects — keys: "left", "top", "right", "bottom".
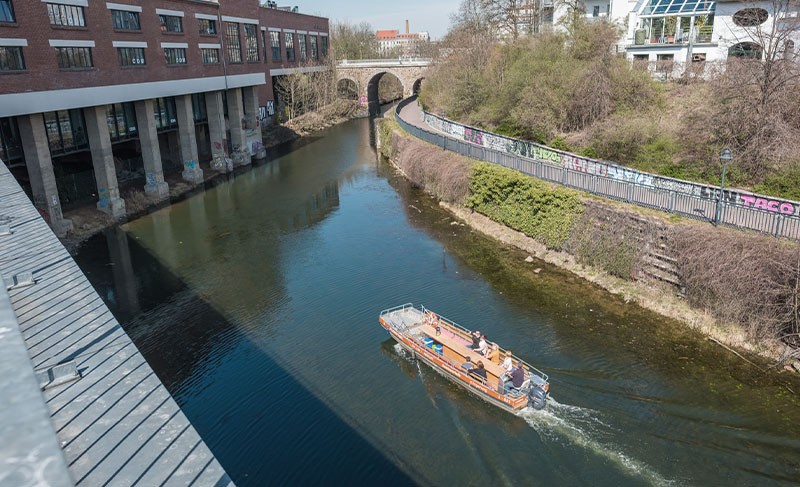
[{"left": 336, "top": 59, "right": 431, "bottom": 114}]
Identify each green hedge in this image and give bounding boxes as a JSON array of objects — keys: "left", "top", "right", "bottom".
[{"left": 467, "top": 162, "right": 584, "bottom": 249}]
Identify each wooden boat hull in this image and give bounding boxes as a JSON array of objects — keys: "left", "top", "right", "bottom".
[{"left": 378, "top": 304, "right": 549, "bottom": 413}]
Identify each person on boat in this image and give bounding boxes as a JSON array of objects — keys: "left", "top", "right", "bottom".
[
  {"left": 471, "top": 330, "right": 481, "bottom": 350},
  {"left": 461, "top": 356, "right": 474, "bottom": 373},
  {"left": 476, "top": 336, "right": 488, "bottom": 356},
  {"left": 429, "top": 313, "right": 441, "bottom": 336},
  {"left": 486, "top": 344, "right": 500, "bottom": 364},
  {"left": 470, "top": 361, "right": 487, "bottom": 381},
  {"left": 504, "top": 363, "right": 525, "bottom": 392},
  {"left": 501, "top": 351, "right": 514, "bottom": 373}
]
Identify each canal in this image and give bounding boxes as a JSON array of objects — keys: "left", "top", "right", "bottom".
[{"left": 74, "top": 116, "right": 800, "bottom": 486}]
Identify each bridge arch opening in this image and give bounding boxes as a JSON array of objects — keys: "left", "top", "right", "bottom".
[
  {"left": 337, "top": 78, "right": 359, "bottom": 100},
  {"left": 366, "top": 71, "right": 405, "bottom": 115},
  {"left": 412, "top": 78, "right": 424, "bottom": 96}
]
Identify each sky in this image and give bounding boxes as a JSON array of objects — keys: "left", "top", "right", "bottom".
[{"left": 291, "top": 0, "right": 463, "bottom": 40}]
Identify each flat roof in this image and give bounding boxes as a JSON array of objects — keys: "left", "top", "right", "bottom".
[{"left": 0, "top": 161, "right": 233, "bottom": 486}]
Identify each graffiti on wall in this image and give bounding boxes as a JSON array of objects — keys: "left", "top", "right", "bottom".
[{"left": 422, "top": 111, "right": 800, "bottom": 218}]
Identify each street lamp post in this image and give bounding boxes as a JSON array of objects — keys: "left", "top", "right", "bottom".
[{"left": 714, "top": 148, "right": 733, "bottom": 225}]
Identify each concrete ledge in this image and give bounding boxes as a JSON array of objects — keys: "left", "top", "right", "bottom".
[{"left": 0, "top": 271, "right": 73, "bottom": 487}]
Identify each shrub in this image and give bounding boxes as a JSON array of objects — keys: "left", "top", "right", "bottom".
[{"left": 467, "top": 162, "right": 584, "bottom": 248}]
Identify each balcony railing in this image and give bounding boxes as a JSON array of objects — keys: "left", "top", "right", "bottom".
[{"left": 632, "top": 27, "right": 713, "bottom": 46}]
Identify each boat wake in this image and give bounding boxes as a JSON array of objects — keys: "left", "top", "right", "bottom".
[{"left": 519, "top": 398, "right": 679, "bottom": 487}]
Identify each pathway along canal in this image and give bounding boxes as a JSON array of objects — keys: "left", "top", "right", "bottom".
[{"left": 74, "top": 116, "right": 800, "bottom": 486}]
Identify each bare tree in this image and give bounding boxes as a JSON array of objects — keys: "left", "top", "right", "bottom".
[
  {"left": 274, "top": 60, "right": 337, "bottom": 120},
  {"left": 330, "top": 21, "right": 380, "bottom": 60},
  {"left": 715, "top": 0, "right": 800, "bottom": 176}
]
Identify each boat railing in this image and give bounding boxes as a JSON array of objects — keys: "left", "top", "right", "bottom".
[{"left": 420, "top": 304, "right": 549, "bottom": 384}]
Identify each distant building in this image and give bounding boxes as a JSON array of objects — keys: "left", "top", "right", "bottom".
[{"left": 376, "top": 21, "right": 430, "bottom": 56}]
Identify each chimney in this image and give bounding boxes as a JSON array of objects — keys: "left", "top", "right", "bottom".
[{"left": 405, "top": 20, "right": 409, "bottom": 34}]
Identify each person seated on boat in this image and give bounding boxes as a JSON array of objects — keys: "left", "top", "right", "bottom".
[
  {"left": 470, "top": 361, "right": 487, "bottom": 382},
  {"left": 461, "top": 356, "right": 474, "bottom": 373},
  {"left": 470, "top": 330, "right": 481, "bottom": 351},
  {"left": 501, "top": 351, "right": 514, "bottom": 373},
  {"left": 504, "top": 363, "right": 525, "bottom": 393},
  {"left": 476, "top": 336, "right": 488, "bottom": 356},
  {"left": 486, "top": 344, "right": 500, "bottom": 364}
]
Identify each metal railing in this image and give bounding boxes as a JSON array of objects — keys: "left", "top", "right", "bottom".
[{"left": 393, "top": 98, "right": 800, "bottom": 240}]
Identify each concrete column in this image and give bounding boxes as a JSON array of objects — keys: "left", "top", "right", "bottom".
[
  {"left": 242, "top": 86, "right": 260, "bottom": 129},
  {"left": 242, "top": 86, "right": 266, "bottom": 160},
  {"left": 174, "top": 94, "right": 204, "bottom": 184},
  {"left": 205, "top": 91, "right": 231, "bottom": 173},
  {"left": 17, "top": 114, "right": 73, "bottom": 237},
  {"left": 133, "top": 100, "right": 169, "bottom": 200},
  {"left": 226, "top": 88, "right": 250, "bottom": 167},
  {"left": 84, "top": 105, "right": 126, "bottom": 219}
]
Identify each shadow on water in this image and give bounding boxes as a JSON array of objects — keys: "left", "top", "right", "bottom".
[{"left": 77, "top": 227, "right": 426, "bottom": 487}]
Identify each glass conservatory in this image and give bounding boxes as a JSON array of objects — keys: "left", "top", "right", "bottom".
[{"left": 635, "top": 0, "right": 715, "bottom": 45}]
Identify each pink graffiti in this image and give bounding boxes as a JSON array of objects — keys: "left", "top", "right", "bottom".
[
  {"left": 214, "top": 141, "right": 222, "bottom": 150},
  {"left": 740, "top": 195, "right": 795, "bottom": 215}
]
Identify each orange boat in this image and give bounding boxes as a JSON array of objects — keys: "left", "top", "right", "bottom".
[{"left": 379, "top": 304, "right": 549, "bottom": 412}]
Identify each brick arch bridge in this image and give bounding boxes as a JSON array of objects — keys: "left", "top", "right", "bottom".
[{"left": 336, "top": 59, "right": 431, "bottom": 114}]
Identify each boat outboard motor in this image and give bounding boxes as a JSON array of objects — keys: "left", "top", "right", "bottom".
[{"left": 527, "top": 385, "right": 548, "bottom": 410}]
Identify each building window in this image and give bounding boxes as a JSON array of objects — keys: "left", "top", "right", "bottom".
[
  {"left": 47, "top": 3, "right": 85, "bottom": 27},
  {"left": 0, "top": 0, "right": 14, "bottom": 23},
  {"left": 320, "top": 36, "right": 328, "bottom": 58},
  {"left": 201, "top": 48, "right": 219, "bottom": 64},
  {"left": 118, "top": 47, "right": 145, "bottom": 66},
  {"left": 111, "top": 10, "right": 140, "bottom": 31},
  {"left": 106, "top": 102, "right": 137, "bottom": 142},
  {"left": 298, "top": 34, "right": 307, "bottom": 61},
  {"left": 225, "top": 22, "right": 242, "bottom": 63},
  {"left": 198, "top": 18, "right": 216, "bottom": 35},
  {"left": 310, "top": 35, "right": 318, "bottom": 60},
  {"left": 270, "top": 31, "right": 281, "bottom": 61},
  {"left": 285, "top": 32, "right": 294, "bottom": 62},
  {"left": 192, "top": 93, "right": 207, "bottom": 122},
  {"left": 153, "top": 97, "right": 178, "bottom": 131},
  {"left": 43, "top": 109, "right": 88, "bottom": 155},
  {"left": 593, "top": 5, "right": 600, "bottom": 17},
  {"left": 160, "top": 14, "right": 183, "bottom": 33},
  {"left": 164, "top": 47, "right": 186, "bottom": 65},
  {"left": 0, "top": 46, "right": 24, "bottom": 71},
  {"left": 244, "top": 24, "right": 259, "bottom": 62},
  {"left": 56, "top": 47, "right": 93, "bottom": 69}
]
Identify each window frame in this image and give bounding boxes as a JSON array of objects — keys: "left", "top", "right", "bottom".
[
  {"left": 285, "top": 32, "right": 295, "bottom": 62},
  {"left": 47, "top": 3, "right": 86, "bottom": 28},
  {"left": 298, "top": 33, "right": 307, "bottom": 61},
  {"left": 0, "top": 0, "right": 15, "bottom": 24},
  {"left": 201, "top": 47, "right": 219, "bottom": 64},
  {"left": 225, "top": 22, "right": 242, "bottom": 63},
  {"left": 0, "top": 45, "right": 25, "bottom": 72},
  {"left": 111, "top": 9, "right": 141, "bottom": 31},
  {"left": 55, "top": 46, "right": 93, "bottom": 70},
  {"left": 118, "top": 47, "right": 146, "bottom": 67},
  {"left": 198, "top": 18, "right": 216, "bottom": 35},
  {"left": 159, "top": 14, "right": 183, "bottom": 33},
  {"left": 164, "top": 47, "right": 187, "bottom": 65},
  {"left": 270, "top": 31, "right": 281, "bottom": 61},
  {"left": 310, "top": 35, "right": 318, "bottom": 60},
  {"left": 244, "top": 24, "right": 259, "bottom": 62}
]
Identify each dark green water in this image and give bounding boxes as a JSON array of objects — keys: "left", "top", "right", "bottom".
[{"left": 75, "top": 117, "right": 800, "bottom": 486}]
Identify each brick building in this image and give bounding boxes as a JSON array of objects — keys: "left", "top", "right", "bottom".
[{"left": 0, "top": 0, "right": 329, "bottom": 236}]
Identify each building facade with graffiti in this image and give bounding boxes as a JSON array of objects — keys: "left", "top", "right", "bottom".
[{"left": 0, "top": 0, "right": 329, "bottom": 236}]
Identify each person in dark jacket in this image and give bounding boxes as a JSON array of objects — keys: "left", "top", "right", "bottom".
[
  {"left": 470, "top": 361, "right": 487, "bottom": 381},
  {"left": 503, "top": 364, "right": 525, "bottom": 393}
]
